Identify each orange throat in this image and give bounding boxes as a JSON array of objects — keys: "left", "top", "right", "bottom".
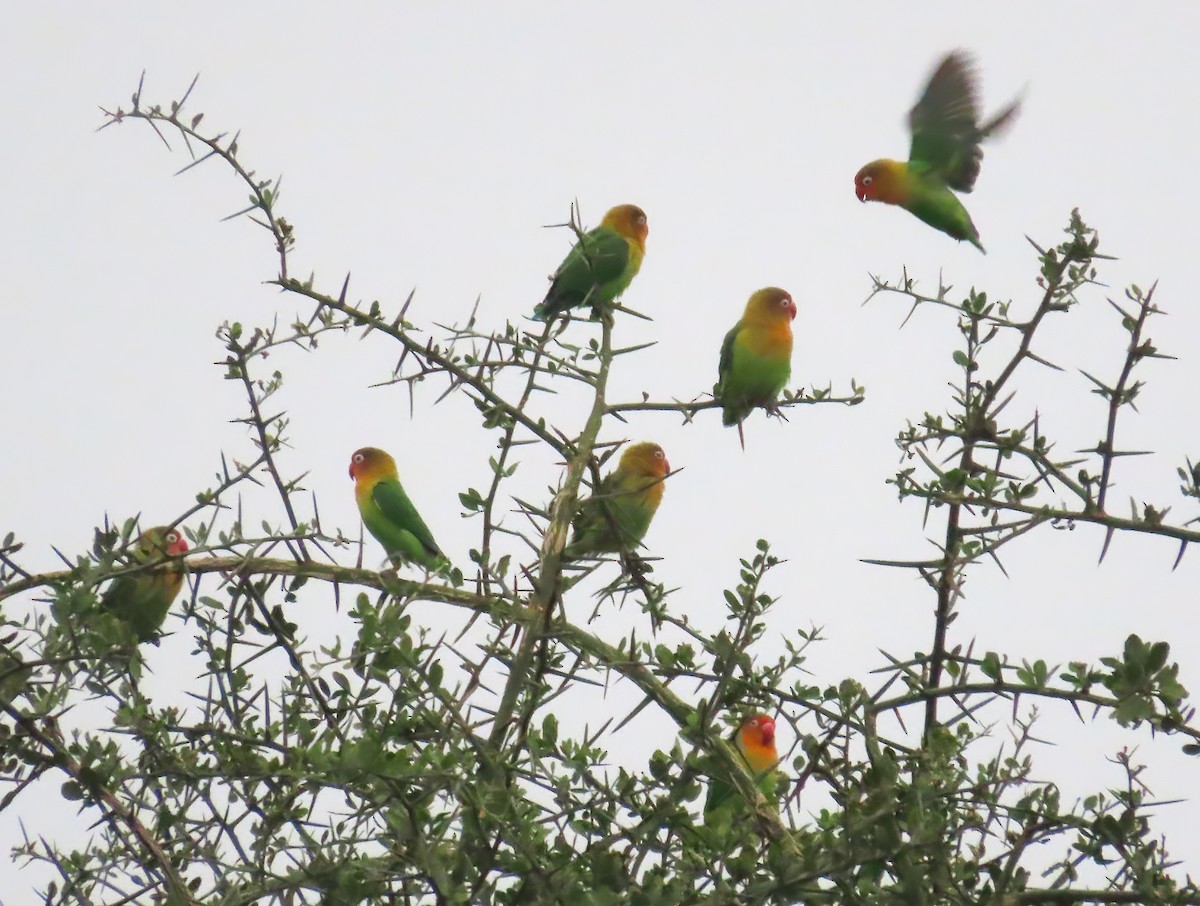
[
  {"left": 639, "top": 475, "right": 666, "bottom": 512},
  {"left": 739, "top": 732, "right": 778, "bottom": 773},
  {"left": 741, "top": 317, "right": 793, "bottom": 359}
]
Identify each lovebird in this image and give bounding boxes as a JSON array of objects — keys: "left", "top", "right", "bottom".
[
  {"left": 533, "top": 204, "right": 648, "bottom": 321},
  {"left": 703, "top": 713, "right": 780, "bottom": 833},
  {"left": 101, "top": 526, "right": 189, "bottom": 643},
  {"left": 0, "top": 649, "right": 33, "bottom": 706},
  {"left": 715, "top": 287, "right": 797, "bottom": 450},
  {"left": 349, "top": 447, "right": 450, "bottom": 573},
  {"left": 563, "top": 442, "right": 669, "bottom": 559},
  {"left": 854, "top": 50, "right": 1020, "bottom": 252}
]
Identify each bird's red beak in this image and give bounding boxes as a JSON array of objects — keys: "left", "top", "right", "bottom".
[
  {"left": 855, "top": 184, "right": 867, "bottom": 202},
  {"left": 760, "top": 718, "right": 776, "bottom": 745},
  {"left": 348, "top": 463, "right": 356, "bottom": 480}
]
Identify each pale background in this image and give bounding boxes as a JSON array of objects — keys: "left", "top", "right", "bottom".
[{"left": 3, "top": 2, "right": 1198, "bottom": 897}]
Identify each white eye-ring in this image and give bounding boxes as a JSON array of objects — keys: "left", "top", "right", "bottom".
[
  {"left": 654, "top": 449, "right": 665, "bottom": 459},
  {"left": 166, "top": 531, "right": 179, "bottom": 544},
  {"left": 862, "top": 175, "right": 873, "bottom": 186},
  {"left": 353, "top": 452, "right": 366, "bottom": 464},
  {"left": 637, "top": 214, "right": 647, "bottom": 225}
]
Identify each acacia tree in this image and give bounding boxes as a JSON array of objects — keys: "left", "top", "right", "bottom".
[{"left": 0, "top": 78, "right": 1197, "bottom": 905}]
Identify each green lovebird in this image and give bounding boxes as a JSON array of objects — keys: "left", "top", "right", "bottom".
[
  {"left": 101, "top": 526, "right": 189, "bottom": 643},
  {"left": 533, "top": 204, "right": 648, "bottom": 321},
  {"left": 563, "top": 442, "right": 669, "bottom": 559},
  {"left": 704, "top": 713, "right": 780, "bottom": 833},
  {"left": 716, "top": 287, "right": 797, "bottom": 450},
  {"left": 854, "top": 50, "right": 1020, "bottom": 252},
  {"left": 349, "top": 447, "right": 450, "bottom": 573},
  {"left": 0, "top": 649, "right": 33, "bottom": 706}
]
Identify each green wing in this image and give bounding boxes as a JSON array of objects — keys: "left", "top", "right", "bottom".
[
  {"left": 716, "top": 322, "right": 740, "bottom": 393},
  {"left": 535, "top": 226, "right": 631, "bottom": 319},
  {"left": 704, "top": 775, "right": 733, "bottom": 817},
  {"left": 702, "top": 763, "right": 777, "bottom": 833},
  {"left": 565, "top": 471, "right": 648, "bottom": 558},
  {"left": 715, "top": 322, "right": 746, "bottom": 427},
  {"left": 700, "top": 720, "right": 780, "bottom": 842},
  {"left": 908, "top": 51, "right": 1018, "bottom": 193},
  {"left": 372, "top": 480, "right": 442, "bottom": 559},
  {"left": 565, "top": 472, "right": 618, "bottom": 557},
  {"left": 0, "top": 650, "right": 31, "bottom": 706},
  {"left": 102, "top": 573, "right": 176, "bottom": 642},
  {"left": 907, "top": 51, "right": 986, "bottom": 192}
]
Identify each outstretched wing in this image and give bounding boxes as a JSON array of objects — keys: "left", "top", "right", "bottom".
[
  {"left": 908, "top": 51, "right": 986, "bottom": 192},
  {"left": 372, "top": 480, "right": 441, "bottom": 558}
]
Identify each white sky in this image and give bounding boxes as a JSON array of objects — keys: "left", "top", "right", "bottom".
[{"left": 3, "top": 2, "right": 1200, "bottom": 896}]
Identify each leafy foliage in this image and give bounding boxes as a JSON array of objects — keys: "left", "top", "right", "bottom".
[{"left": 0, "top": 78, "right": 1196, "bottom": 905}]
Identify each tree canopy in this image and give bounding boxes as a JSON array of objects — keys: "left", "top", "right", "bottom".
[{"left": 0, "top": 76, "right": 1197, "bottom": 906}]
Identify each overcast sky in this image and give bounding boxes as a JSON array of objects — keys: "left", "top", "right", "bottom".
[{"left": 4, "top": 2, "right": 1199, "bottom": 895}]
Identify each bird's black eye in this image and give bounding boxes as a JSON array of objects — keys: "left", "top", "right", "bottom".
[
  {"left": 353, "top": 452, "right": 365, "bottom": 464},
  {"left": 636, "top": 213, "right": 647, "bottom": 225},
  {"left": 654, "top": 449, "right": 665, "bottom": 459},
  {"left": 166, "top": 531, "right": 179, "bottom": 544},
  {"left": 862, "top": 175, "right": 873, "bottom": 186}
]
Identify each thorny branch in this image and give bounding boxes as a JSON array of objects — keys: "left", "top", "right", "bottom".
[
  {"left": 867, "top": 214, "right": 1194, "bottom": 749},
  {"left": 0, "top": 80, "right": 1191, "bottom": 905}
]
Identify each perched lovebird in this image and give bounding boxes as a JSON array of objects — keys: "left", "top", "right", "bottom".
[
  {"left": 715, "top": 287, "right": 797, "bottom": 450},
  {"left": 533, "top": 204, "right": 649, "bottom": 321},
  {"left": 0, "top": 649, "right": 33, "bottom": 706},
  {"left": 704, "top": 713, "right": 780, "bottom": 832},
  {"left": 563, "top": 442, "right": 669, "bottom": 559},
  {"left": 349, "top": 447, "right": 450, "bottom": 573},
  {"left": 101, "top": 526, "right": 189, "bottom": 643},
  {"left": 854, "top": 50, "right": 1020, "bottom": 252}
]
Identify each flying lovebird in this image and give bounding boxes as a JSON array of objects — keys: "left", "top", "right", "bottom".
[
  {"left": 703, "top": 713, "right": 780, "bottom": 834},
  {"left": 854, "top": 50, "right": 1021, "bottom": 252},
  {"left": 563, "top": 442, "right": 669, "bottom": 559},
  {"left": 101, "top": 526, "right": 189, "bottom": 643},
  {"left": 349, "top": 447, "right": 451, "bottom": 573},
  {"left": 715, "top": 287, "right": 797, "bottom": 450},
  {"left": 533, "top": 204, "right": 649, "bottom": 321}
]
